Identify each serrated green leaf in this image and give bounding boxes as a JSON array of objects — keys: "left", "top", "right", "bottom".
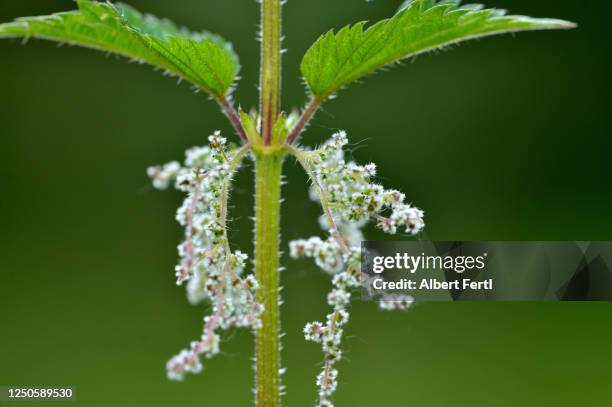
[
  {"left": 0, "top": 0, "right": 239, "bottom": 97},
  {"left": 301, "top": 0, "right": 575, "bottom": 99}
]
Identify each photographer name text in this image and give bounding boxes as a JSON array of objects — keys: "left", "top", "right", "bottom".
[{"left": 369, "top": 252, "right": 493, "bottom": 292}]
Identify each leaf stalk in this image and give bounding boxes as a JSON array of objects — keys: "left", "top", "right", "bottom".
[
  {"left": 285, "top": 98, "right": 321, "bottom": 145},
  {"left": 218, "top": 96, "right": 248, "bottom": 143}
]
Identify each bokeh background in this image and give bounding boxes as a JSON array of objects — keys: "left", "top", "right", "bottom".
[{"left": 1, "top": 0, "right": 610, "bottom": 406}]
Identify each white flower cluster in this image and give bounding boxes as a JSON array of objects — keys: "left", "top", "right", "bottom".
[
  {"left": 290, "top": 131, "right": 424, "bottom": 406},
  {"left": 300, "top": 249, "right": 360, "bottom": 407},
  {"left": 148, "top": 132, "right": 263, "bottom": 381},
  {"left": 308, "top": 131, "right": 425, "bottom": 235}
]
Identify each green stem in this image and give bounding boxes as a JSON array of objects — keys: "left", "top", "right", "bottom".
[
  {"left": 254, "top": 149, "right": 283, "bottom": 407},
  {"left": 256, "top": 1, "right": 283, "bottom": 404},
  {"left": 260, "top": 0, "right": 282, "bottom": 145}
]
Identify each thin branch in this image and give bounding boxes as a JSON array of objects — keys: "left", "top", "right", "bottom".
[
  {"left": 319, "top": 308, "right": 340, "bottom": 405},
  {"left": 218, "top": 144, "right": 260, "bottom": 317},
  {"left": 284, "top": 145, "right": 350, "bottom": 255},
  {"left": 220, "top": 144, "right": 252, "bottom": 254}
]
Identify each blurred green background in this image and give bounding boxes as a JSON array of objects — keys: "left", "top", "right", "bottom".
[{"left": 0, "top": 0, "right": 610, "bottom": 406}]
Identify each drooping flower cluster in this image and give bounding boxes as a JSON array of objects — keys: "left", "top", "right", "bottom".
[
  {"left": 148, "top": 131, "right": 263, "bottom": 381},
  {"left": 289, "top": 131, "right": 424, "bottom": 407},
  {"left": 298, "top": 249, "right": 361, "bottom": 407},
  {"left": 307, "top": 131, "right": 425, "bottom": 235}
]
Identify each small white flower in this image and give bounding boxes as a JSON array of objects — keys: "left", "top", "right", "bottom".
[
  {"left": 364, "top": 163, "right": 377, "bottom": 177},
  {"left": 208, "top": 131, "right": 226, "bottom": 148},
  {"left": 304, "top": 321, "right": 326, "bottom": 342},
  {"left": 148, "top": 161, "right": 181, "bottom": 190},
  {"left": 327, "top": 309, "right": 349, "bottom": 326},
  {"left": 289, "top": 240, "right": 307, "bottom": 258},
  {"left": 327, "top": 289, "right": 350, "bottom": 308},
  {"left": 384, "top": 189, "right": 405, "bottom": 206},
  {"left": 316, "top": 368, "right": 338, "bottom": 396}
]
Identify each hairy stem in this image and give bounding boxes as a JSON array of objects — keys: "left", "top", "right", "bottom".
[
  {"left": 254, "top": 149, "right": 283, "bottom": 407},
  {"left": 255, "top": 0, "right": 283, "bottom": 405},
  {"left": 260, "top": 0, "right": 282, "bottom": 145}
]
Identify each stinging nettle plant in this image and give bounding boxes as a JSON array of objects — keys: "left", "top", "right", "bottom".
[{"left": 0, "top": 1, "right": 574, "bottom": 406}]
